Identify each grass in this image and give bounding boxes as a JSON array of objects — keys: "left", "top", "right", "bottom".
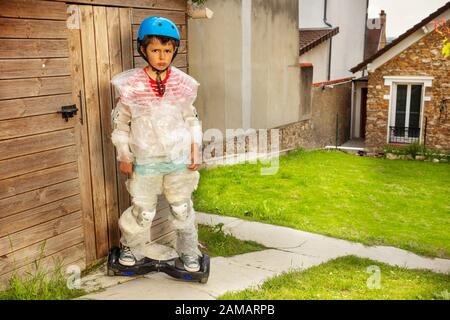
[
  {"left": 194, "top": 149, "right": 450, "bottom": 258},
  {"left": 0, "top": 225, "right": 264, "bottom": 300},
  {"left": 218, "top": 256, "right": 450, "bottom": 300},
  {"left": 0, "top": 259, "right": 87, "bottom": 300},
  {"left": 198, "top": 224, "right": 268, "bottom": 257}
]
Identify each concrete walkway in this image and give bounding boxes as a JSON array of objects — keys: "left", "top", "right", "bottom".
[{"left": 80, "top": 212, "right": 450, "bottom": 300}]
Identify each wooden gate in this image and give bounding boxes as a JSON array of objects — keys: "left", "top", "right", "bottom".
[
  {"left": 0, "top": 0, "right": 92, "bottom": 287},
  {"left": 0, "top": 0, "right": 189, "bottom": 288}
]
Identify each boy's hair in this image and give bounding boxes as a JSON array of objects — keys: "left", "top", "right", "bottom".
[{"left": 139, "top": 35, "right": 179, "bottom": 51}]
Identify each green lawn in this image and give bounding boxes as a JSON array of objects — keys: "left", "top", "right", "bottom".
[
  {"left": 198, "top": 224, "right": 268, "bottom": 257},
  {"left": 0, "top": 262, "right": 87, "bottom": 300},
  {"left": 219, "top": 256, "right": 450, "bottom": 300},
  {"left": 194, "top": 149, "right": 450, "bottom": 258}
]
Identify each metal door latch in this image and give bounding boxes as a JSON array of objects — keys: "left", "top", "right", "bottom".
[{"left": 58, "top": 104, "right": 79, "bottom": 122}]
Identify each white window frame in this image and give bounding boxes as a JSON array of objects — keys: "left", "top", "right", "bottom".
[{"left": 384, "top": 76, "right": 433, "bottom": 145}]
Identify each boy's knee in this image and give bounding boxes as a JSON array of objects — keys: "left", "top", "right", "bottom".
[
  {"left": 170, "top": 200, "right": 191, "bottom": 221},
  {"left": 133, "top": 206, "right": 156, "bottom": 228}
]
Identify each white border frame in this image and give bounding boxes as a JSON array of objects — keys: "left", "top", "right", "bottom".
[{"left": 384, "top": 76, "right": 433, "bottom": 145}]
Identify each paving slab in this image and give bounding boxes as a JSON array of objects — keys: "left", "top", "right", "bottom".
[
  {"left": 197, "top": 212, "right": 450, "bottom": 274},
  {"left": 80, "top": 212, "right": 450, "bottom": 300}
]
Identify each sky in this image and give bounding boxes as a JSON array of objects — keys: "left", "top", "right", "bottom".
[{"left": 368, "top": 0, "right": 448, "bottom": 38}]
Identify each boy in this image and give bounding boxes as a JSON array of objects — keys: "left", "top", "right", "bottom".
[{"left": 110, "top": 16, "right": 203, "bottom": 272}]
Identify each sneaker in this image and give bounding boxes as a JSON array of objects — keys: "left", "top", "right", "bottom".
[
  {"left": 119, "top": 246, "right": 141, "bottom": 267},
  {"left": 181, "top": 254, "right": 200, "bottom": 272}
]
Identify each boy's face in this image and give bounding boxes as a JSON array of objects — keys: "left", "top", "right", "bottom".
[{"left": 142, "top": 38, "right": 175, "bottom": 71}]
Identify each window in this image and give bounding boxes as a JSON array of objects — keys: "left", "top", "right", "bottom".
[
  {"left": 384, "top": 76, "right": 433, "bottom": 145},
  {"left": 390, "top": 83, "right": 423, "bottom": 144}
]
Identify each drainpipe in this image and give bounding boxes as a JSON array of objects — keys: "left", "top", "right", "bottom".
[
  {"left": 350, "top": 80, "right": 355, "bottom": 139},
  {"left": 323, "top": 0, "right": 332, "bottom": 81},
  {"left": 362, "top": 0, "right": 369, "bottom": 61}
]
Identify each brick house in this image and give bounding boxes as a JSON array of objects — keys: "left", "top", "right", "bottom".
[{"left": 350, "top": 2, "right": 450, "bottom": 153}]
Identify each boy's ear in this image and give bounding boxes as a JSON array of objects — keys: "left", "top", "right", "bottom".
[{"left": 140, "top": 45, "right": 147, "bottom": 56}]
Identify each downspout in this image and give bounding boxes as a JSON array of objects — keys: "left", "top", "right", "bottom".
[
  {"left": 324, "top": 0, "right": 332, "bottom": 81},
  {"left": 362, "top": 0, "right": 369, "bottom": 62}
]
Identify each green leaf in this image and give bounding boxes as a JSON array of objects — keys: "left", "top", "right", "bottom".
[{"left": 442, "top": 43, "right": 450, "bottom": 58}]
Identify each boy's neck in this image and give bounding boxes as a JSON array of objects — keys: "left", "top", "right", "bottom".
[{"left": 145, "top": 65, "right": 169, "bottom": 81}]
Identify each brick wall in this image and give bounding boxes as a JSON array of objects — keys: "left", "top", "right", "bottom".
[{"left": 366, "top": 22, "right": 450, "bottom": 152}]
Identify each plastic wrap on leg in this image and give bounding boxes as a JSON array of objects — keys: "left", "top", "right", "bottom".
[
  {"left": 118, "top": 206, "right": 152, "bottom": 260},
  {"left": 163, "top": 170, "right": 201, "bottom": 258},
  {"left": 168, "top": 199, "right": 202, "bottom": 258},
  {"left": 176, "top": 221, "right": 202, "bottom": 258},
  {"left": 163, "top": 170, "right": 200, "bottom": 203},
  {"left": 119, "top": 173, "right": 177, "bottom": 260}
]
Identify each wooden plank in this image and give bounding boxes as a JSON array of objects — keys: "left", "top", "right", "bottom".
[
  {"left": 134, "top": 53, "right": 187, "bottom": 69},
  {"left": 109, "top": 7, "right": 130, "bottom": 217},
  {"left": 0, "top": 76, "right": 72, "bottom": 100},
  {"left": 0, "top": 128, "right": 75, "bottom": 161},
  {"left": 0, "top": 0, "right": 67, "bottom": 20},
  {"left": 94, "top": 6, "right": 120, "bottom": 249},
  {"left": 132, "top": 8, "right": 186, "bottom": 25},
  {"left": 117, "top": 7, "right": 133, "bottom": 216},
  {"left": 0, "top": 94, "right": 73, "bottom": 120},
  {"left": 0, "top": 39, "right": 69, "bottom": 59},
  {"left": 158, "top": 195, "right": 170, "bottom": 211},
  {"left": 0, "top": 181, "right": 80, "bottom": 220},
  {"left": 0, "top": 18, "right": 68, "bottom": 39},
  {"left": 132, "top": 24, "right": 187, "bottom": 40},
  {"left": 68, "top": 9, "right": 96, "bottom": 264},
  {"left": 0, "top": 114, "right": 74, "bottom": 140},
  {"left": 80, "top": 5, "right": 109, "bottom": 258},
  {"left": 0, "top": 194, "right": 81, "bottom": 236},
  {"left": 0, "top": 211, "right": 82, "bottom": 256},
  {"left": 51, "top": 0, "right": 186, "bottom": 11},
  {"left": 150, "top": 218, "right": 173, "bottom": 242},
  {"left": 120, "top": 8, "right": 133, "bottom": 71},
  {"left": 0, "top": 242, "right": 86, "bottom": 290},
  {"left": 133, "top": 40, "right": 187, "bottom": 56},
  {"left": 0, "top": 227, "right": 84, "bottom": 276},
  {"left": 152, "top": 205, "right": 170, "bottom": 224},
  {"left": 107, "top": 7, "right": 123, "bottom": 79},
  {"left": 0, "top": 145, "right": 77, "bottom": 180},
  {"left": 154, "top": 230, "right": 177, "bottom": 247},
  {"left": 0, "top": 58, "right": 70, "bottom": 80},
  {"left": 0, "top": 162, "right": 78, "bottom": 200}
]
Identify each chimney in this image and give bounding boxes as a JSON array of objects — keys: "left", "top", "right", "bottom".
[{"left": 379, "top": 10, "right": 387, "bottom": 49}]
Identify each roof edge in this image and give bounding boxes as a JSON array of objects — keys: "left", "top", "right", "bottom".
[{"left": 350, "top": 2, "right": 450, "bottom": 73}]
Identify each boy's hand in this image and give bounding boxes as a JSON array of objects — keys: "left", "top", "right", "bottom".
[
  {"left": 188, "top": 143, "right": 201, "bottom": 171},
  {"left": 119, "top": 161, "right": 133, "bottom": 176}
]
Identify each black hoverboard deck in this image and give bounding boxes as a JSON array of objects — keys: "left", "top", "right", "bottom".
[{"left": 107, "top": 247, "right": 210, "bottom": 284}]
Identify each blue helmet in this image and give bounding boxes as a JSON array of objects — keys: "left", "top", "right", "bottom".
[
  {"left": 137, "top": 16, "right": 180, "bottom": 43},
  {"left": 137, "top": 16, "right": 180, "bottom": 69}
]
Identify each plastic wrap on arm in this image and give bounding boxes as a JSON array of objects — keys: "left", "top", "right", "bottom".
[
  {"left": 111, "top": 100, "right": 134, "bottom": 163},
  {"left": 182, "top": 105, "right": 203, "bottom": 146},
  {"left": 176, "top": 71, "right": 202, "bottom": 146}
]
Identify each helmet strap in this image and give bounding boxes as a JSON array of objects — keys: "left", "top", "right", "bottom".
[{"left": 155, "top": 69, "right": 165, "bottom": 96}]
